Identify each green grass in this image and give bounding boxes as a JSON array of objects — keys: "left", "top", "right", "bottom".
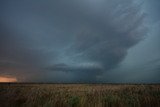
[{"left": 0, "top": 84, "right": 159, "bottom": 107}]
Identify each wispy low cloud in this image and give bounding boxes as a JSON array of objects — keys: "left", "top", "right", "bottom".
[{"left": 0, "top": 0, "right": 148, "bottom": 82}]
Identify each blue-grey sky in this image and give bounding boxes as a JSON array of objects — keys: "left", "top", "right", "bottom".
[{"left": 0, "top": 0, "right": 160, "bottom": 83}]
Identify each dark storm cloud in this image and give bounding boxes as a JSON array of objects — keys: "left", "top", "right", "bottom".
[{"left": 0, "top": 0, "right": 147, "bottom": 82}]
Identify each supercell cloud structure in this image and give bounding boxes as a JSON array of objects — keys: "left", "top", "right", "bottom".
[{"left": 0, "top": 0, "right": 159, "bottom": 82}]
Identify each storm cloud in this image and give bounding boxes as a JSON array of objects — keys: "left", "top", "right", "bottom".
[{"left": 0, "top": 0, "right": 150, "bottom": 82}]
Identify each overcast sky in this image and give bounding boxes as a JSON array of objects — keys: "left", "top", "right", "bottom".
[{"left": 0, "top": 0, "right": 160, "bottom": 83}]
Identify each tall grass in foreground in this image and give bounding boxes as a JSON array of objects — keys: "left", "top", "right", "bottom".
[{"left": 0, "top": 84, "right": 160, "bottom": 107}]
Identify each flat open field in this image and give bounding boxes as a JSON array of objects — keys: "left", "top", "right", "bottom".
[{"left": 0, "top": 84, "right": 160, "bottom": 107}]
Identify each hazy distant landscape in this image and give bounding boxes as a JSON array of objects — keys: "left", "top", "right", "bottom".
[{"left": 0, "top": 84, "right": 160, "bottom": 107}]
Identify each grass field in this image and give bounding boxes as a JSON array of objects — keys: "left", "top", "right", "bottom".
[{"left": 0, "top": 84, "right": 160, "bottom": 107}]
